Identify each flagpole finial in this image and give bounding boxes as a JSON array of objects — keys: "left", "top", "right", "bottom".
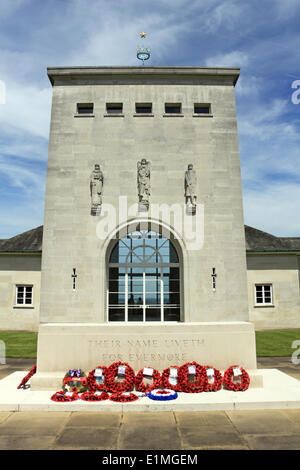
[{"left": 137, "top": 32, "right": 150, "bottom": 65}]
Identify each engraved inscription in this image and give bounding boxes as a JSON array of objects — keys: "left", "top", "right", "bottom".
[
  {"left": 88, "top": 337, "right": 204, "bottom": 350},
  {"left": 87, "top": 336, "right": 205, "bottom": 368}
]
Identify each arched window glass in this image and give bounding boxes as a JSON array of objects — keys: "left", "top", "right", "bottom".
[{"left": 108, "top": 230, "right": 180, "bottom": 322}]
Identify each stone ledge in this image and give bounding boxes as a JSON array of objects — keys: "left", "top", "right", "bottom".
[
  {"left": 163, "top": 113, "right": 184, "bottom": 117},
  {"left": 103, "top": 113, "right": 124, "bottom": 117},
  {"left": 193, "top": 113, "right": 213, "bottom": 118},
  {"left": 73, "top": 113, "right": 95, "bottom": 118},
  {"left": 2, "top": 369, "right": 300, "bottom": 412},
  {"left": 133, "top": 113, "right": 154, "bottom": 117}
]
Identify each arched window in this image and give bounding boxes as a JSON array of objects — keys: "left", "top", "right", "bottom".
[{"left": 108, "top": 230, "right": 180, "bottom": 322}]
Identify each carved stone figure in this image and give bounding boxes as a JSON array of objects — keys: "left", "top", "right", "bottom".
[
  {"left": 185, "top": 163, "right": 197, "bottom": 208},
  {"left": 137, "top": 158, "right": 151, "bottom": 209},
  {"left": 90, "top": 164, "right": 104, "bottom": 215}
]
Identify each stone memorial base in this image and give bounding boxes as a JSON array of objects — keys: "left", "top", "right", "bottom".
[
  {"left": 31, "top": 321, "right": 261, "bottom": 391},
  {"left": 1, "top": 369, "right": 300, "bottom": 412}
]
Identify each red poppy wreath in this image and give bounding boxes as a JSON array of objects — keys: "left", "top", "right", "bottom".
[
  {"left": 135, "top": 367, "right": 161, "bottom": 393},
  {"left": 81, "top": 390, "right": 110, "bottom": 401},
  {"left": 178, "top": 361, "right": 206, "bottom": 393},
  {"left": 109, "top": 392, "right": 139, "bottom": 403},
  {"left": 223, "top": 365, "right": 250, "bottom": 391},
  {"left": 105, "top": 361, "right": 135, "bottom": 393},
  {"left": 17, "top": 364, "right": 37, "bottom": 389},
  {"left": 51, "top": 388, "right": 79, "bottom": 402},
  {"left": 161, "top": 366, "right": 180, "bottom": 391},
  {"left": 202, "top": 365, "right": 223, "bottom": 392},
  {"left": 87, "top": 366, "right": 108, "bottom": 392}
]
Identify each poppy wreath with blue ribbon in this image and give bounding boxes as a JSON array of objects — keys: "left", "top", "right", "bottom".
[
  {"left": 177, "top": 361, "right": 206, "bottom": 393},
  {"left": 109, "top": 392, "right": 139, "bottom": 403},
  {"left": 17, "top": 364, "right": 37, "bottom": 389},
  {"left": 135, "top": 367, "right": 161, "bottom": 393},
  {"left": 81, "top": 390, "right": 110, "bottom": 401},
  {"left": 223, "top": 365, "right": 250, "bottom": 392},
  {"left": 202, "top": 365, "right": 223, "bottom": 392},
  {"left": 105, "top": 361, "right": 135, "bottom": 393},
  {"left": 148, "top": 388, "right": 178, "bottom": 401},
  {"left": 87, "top": 366, "right": 108, "bottom": 392},
  {"left": 51, "top": 389, "right": 79, "bottom": 402},
  {"left": 161, "top": 366, "right": 181, "bottom": 391}
]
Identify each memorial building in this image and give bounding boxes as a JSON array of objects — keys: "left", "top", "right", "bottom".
[
  {"left": 0, "top": 63, "right": 299, "bottom": 390},
  {"left": 1, "top": 224, "right": 299, "bottom": 332}
]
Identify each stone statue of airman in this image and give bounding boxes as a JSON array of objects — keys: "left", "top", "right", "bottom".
[
  {"left": 90, "top": 164, "right": 104, "bottom": 215},
  {"left": 137, "top": 158, "right": 151, "bottom": 208},
  {"left": 185, "top": 163, "right": 197, "bottom": 207}
]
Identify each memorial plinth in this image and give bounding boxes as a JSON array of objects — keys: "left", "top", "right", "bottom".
[{"left": 31, "top": 321, "right": 260, "bottom": 390}]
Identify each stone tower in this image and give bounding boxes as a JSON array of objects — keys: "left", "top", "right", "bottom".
[{"left": 32, "top": 67, "right": 258, "bottom": 390}]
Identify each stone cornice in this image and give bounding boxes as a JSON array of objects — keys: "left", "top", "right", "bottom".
[
  {"left": 246, "top": 249, "right": 300, "bottom": 255},
  {"left": 47, "top": 66, "right": 240, "bottom": 86}
]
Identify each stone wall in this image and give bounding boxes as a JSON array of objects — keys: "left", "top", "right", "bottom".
[
  {"left": 40, "top": 67, "right": 249, "bottom": 324},
  {"left": 0, "top": 255, "right": 41, "bottom": 331},
  {"left": 247, "top": 254, "right": 300, "bottom": 329}
]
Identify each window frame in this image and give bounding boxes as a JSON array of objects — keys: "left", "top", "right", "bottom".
[
  {"left": 164, "top": 103, "right": 183, "bottom": 116},
  {"left": 107, "top": 230, "right": 181, "bottom": 323},
  {"left": 75, "top": 103, "right": 94, "bottom": 117},
  {"left": 193, "top": 103, "right": 212, "bottom": 116},
  {"left": 254, "top": 283, "right": 274, "bottom": 307},
  {"left": 105, "top": 103, "right": 124, "bottom": 116},
  {"left": 134, "top": 103, "right": 153, "bottom": 115},
  {"left": 15, "top": 285, "right": 34, "bottom": 307}
]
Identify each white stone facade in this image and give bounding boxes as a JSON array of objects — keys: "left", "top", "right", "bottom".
[
  {"left": 0, "top": 67, "right": 299, "bottom": 335},
  {"left": 1, "top": 250, "right": 299, "bottom": 331},
  {"left": 0, "top": 255, "right": 40, "bottom": 331},
  {"left": 247, "top": 254, "right": 300, "bottom": 329},
  {"left": 40, "top": 66, "right": 248, "bottom": 325}
]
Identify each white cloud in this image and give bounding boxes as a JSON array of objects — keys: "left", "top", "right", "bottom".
[
  {"left": 0, "top": 158, "right": 45, "bottom": 194},
  {"left": 0, "top": 0, "right": 27, "bottom": 22},
  {"left": 203, "top": 1, "right": 246, "bottom": 33},
  {"left": 0, "top": 0, "right": 299, "bottom": 238},
  {"left": 206, "top": 50, "right": 249, "bottom": 67},
  {"left": 274, "top": 0, "right": 300, "bottom": 19},
  {"left": 0, "top": 203, "right": 44, "bottom": 239},
  {"left": 0, "top": 81, "right": 51, "bottom": 139},
  {"left": 243, "top": 182, "right": 300, "bottom": 236},
  {"left": 235, "top": 75, "right": 262, "bottom": 96},
  {"left": 0, "top": 157, "right": 45, "bottom": 238},
  {"left": 238, "top": 97, "right": 300, "bottom": 191},
  {"left": 0, "top": 138, "right": 47, "bottom": 161}
]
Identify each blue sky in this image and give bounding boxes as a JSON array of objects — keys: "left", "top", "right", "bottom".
[{"left": 0, "top": 0, "right": 299, "bottom": 238}]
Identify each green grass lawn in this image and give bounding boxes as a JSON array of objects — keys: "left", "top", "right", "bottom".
[
  {"left": 0, "top": 329, "right": 299, "bottom": 358},
  {"left": 255, "top": 329, "right": 300, "bottom": 357},
  {"left": 0, "top": 331, "right": 37, "bottom": 358}
]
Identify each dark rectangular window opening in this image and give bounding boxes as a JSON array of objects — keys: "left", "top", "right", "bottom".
[
  {"left": 255, "top": 284, "right": 272, "bottom": 305},
  {"left": 106, "top": 103, "right": 123, "bottom": 114},
  {"left": 165, "top": 103, "right": 181, "bottom": 114},
  {"left": 16, "top": 285, "right": 33, "bottom": 305},
  {"left": 135, "top": 103, "right": 152, "bottom": 114},
  {"left": 77, "top": 103, "right": 94, "bottom": 114},
  {"left": 194, "top": 104, "right": 211, "bottom": 114}
]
